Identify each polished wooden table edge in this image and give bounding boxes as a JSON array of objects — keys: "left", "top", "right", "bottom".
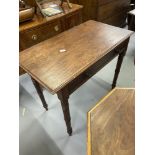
[
  {"left": 20, "top": 23, "right": 133, "bottom": 94},
  {"left": 20, "top": 64, "right": 54, "bottom": 94},
  {"left": 87, "top": 87, "right": 135, "bottom": 155}
]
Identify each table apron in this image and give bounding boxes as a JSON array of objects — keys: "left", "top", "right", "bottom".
[{"left": 67, "top": 38, "right": 129, "bottom": 95}]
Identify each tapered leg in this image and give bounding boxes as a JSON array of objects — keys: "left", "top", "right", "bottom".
[
  {"left": 57, "top": 88, "right": 72, "bottom": 136},
  {"left": 112, "top": 42, "right": 129, "bottom": 89},
  {"left": 31, "top": 77, "right": 48, "bottom": 111}
]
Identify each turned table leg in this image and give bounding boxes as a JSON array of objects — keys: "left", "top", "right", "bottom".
[
  {"left": 57, "top": 88, "right": 72, "bottom": 136},
  {"left": 112, "top": 44, "right": 129, "bottom": 89},
  {"left": 31, "top": 77, "right": 48, "bottom": 111}
]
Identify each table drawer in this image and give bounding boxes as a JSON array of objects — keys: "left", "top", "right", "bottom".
[{"left": 20, "top": 20, "right": 62, "bottom": 50}]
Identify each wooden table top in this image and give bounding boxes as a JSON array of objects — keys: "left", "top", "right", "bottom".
[
  {"left": 19, "top": 2, "right": 83, "bottom": 32},
  {"left": 87, "top": 88, "right": 135, "bottom": 155},
  {"left": 20, "top": 20, "right": 133, "bottom": 94}
]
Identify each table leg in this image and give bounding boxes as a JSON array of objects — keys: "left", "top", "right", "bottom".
[
  {"left": 31, "top": 77, "right": 48, "bottom": 111},
  {"left": 57, "top": 88, "right": 72, "bottom": 136},
  {"left": 112, "top": 48, "right": 127, "bottom": 89}
]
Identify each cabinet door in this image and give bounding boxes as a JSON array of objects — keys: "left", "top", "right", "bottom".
[
  {"left": 97, "top": 0, "right": 130, "bottom": 26},
  {"left": 104, "top": 11, "right": 127, "bottom": 27},
  {"left": 20, "top": 20, "right": 62, "bottom": 51}
]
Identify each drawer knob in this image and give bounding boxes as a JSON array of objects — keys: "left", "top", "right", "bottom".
[
  {"left": 54, "top": 25, "right": 59, "bottom": 32},
  {"left": 32, "top": 34, "right": 38, "bottom": 40}
]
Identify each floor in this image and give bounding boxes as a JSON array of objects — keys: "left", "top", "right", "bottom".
[{"left": 19, "top": 33, "right": 135, "bottom": 155}]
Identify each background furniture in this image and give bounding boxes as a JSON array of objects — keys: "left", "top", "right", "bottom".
[
  {"left": 19, "top": 2, "right": 83, "bottom": 74},
  {"left": 127, "top": 9, "right": 135, "bottom": 31},
  {"left": 87, "top": 88, "right": 135, "bottom": 155},
  {"left": 130, "top": 0, "right": 135, "bottom": 10},
  {"left": 20, "top": 20, "right": 133, "bottom": 135},
  {"left": 127, "top": 9, "right": 135, "bottom": 64},
  {"left": 70, "top": 0, "right": 131, "bottom": 27}
]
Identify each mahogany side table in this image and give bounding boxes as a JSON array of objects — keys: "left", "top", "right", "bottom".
[{"left": 20, "top": 20, "right": 133, "bottom": 135}]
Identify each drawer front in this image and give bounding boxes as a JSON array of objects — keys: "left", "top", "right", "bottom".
[
  {"left": 97, "top": 0, "right": 130, "bottom": 22},
  {"left": 103, "top": 11, "right": 127, "bottom": 27},
  {"left": 20, "top": 20, "right": 62, "bottom": 51}
]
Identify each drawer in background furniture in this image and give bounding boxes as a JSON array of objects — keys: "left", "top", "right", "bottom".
[
  {"left": 20, "top": 20, "right": 62, "bottom": 50},
  {"left": 97, "top": 0, "right": 130, "bottom": 22},
  {"left": 103, "top": 11, "right": 127, "bottom": 27}
]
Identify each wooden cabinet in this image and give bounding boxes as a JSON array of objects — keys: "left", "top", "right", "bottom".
[
  {"left": 19, "top": 3, "right": 83, "bottom": 74},
  {"left": 64, "top": 11, "right": 82, "bottom": 30},
  {"left": 20, "top": 3, "right": 82, "bottom": 51},
  {"left": 70, "top": 0, "right": 131, "bottom": 27},
  {"left": 20, "top": 20, "right": 62, "bottom": 50}
]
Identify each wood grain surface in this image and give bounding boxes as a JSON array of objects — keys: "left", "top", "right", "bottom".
[
  {"left": 87, "top": 88, "right": 135, "bottom": 155},
  {"left": 20, "top": 20, "right": 133, "bottom": 94}
]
